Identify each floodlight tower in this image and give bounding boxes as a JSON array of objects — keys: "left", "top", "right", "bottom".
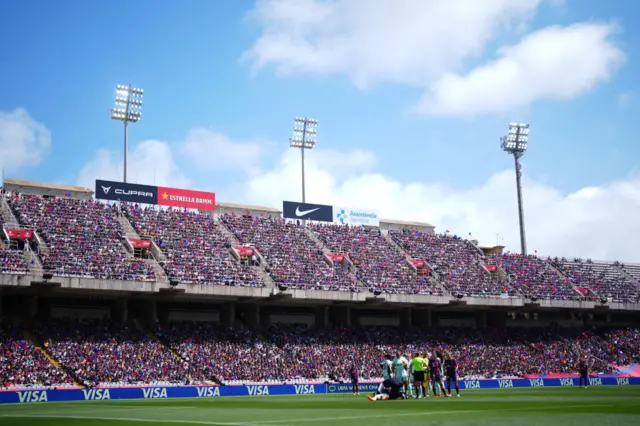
[
  {"left": 111, "top": 85, "right": 144, "bottom": 183},
  {"left": 289, "top": 117, "right": 318, "bottom": 203},
  {"left": 501, "top": 122, "right": 530, "bottom": 256}
]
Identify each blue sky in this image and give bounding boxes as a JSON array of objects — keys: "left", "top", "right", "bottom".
[{"left": 0, "top": 0, "right": 639, "bottom": 260}]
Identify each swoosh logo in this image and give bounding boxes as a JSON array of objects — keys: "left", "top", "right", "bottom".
[{"left": 295, "top": 206, "right": 320, "bottom": 217}]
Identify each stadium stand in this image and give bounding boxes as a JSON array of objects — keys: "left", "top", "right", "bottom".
[
  {"left": 308, "top": 224, "right": 440, "bottom": 295},
  {"left": 551, "top": 258, "right": 640, "bottom": 303},
  {"left": 0, "top": 209, "right": 29, "bottom": 275},
  {"left": 7, "top": 194, "right": 155, "bottom": 281},
  {"left": 4, "top": 317, "right": 640, "bottom": 388},
  {"left": 390, "top": 230, "right": 514, "bottom": 297},
  {"left": 125, "top": 207, "right": 264, "bottom": 287},
  {"left": 490, "top": 253, "right": 582, "bottom": 300},
  {"left": 33, "top": 318, "right": 187, "bottom": 388},
  {"left": 0, "top": 319, "right": 73, "bottom": 388},
  {"left": 1, "top": 181, "right": 640, "bottom": 391},
  {"left": 221, "top": 214, "right": 358, "bottom": 291}
]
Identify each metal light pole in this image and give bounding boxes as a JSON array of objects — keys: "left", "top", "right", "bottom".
[
  {"left": 111, "top": 85, "right": 144, "bottom": 183},
  {"left": 501, "top": 122, "right": 530, "bottom": 256},
  {"left": 289, "top": 117, "right": 317, "bottom": 203}
]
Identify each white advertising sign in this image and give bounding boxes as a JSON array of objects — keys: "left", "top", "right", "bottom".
[{"left": 334, "top": 206, "right": 380, "bottom": 227}]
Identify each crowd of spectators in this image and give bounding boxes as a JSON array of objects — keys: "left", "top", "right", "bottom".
[
  {"left": 7, "top": 195, "right": 154, "bottom": 281},
  {"left": 0, "top": 213, "right": 28, "bottom": 275},
  {"left": 33, "top": 318, "right": 187, "bottom": 387},
  {"left": 310, "top": 224, "right": 438, "bottom": 295},
  {"left": 551, "top": 258, "right": 640, "bottom": 303},
  {"left": 3, "top": 317, "right": 640, "bottom": 388},
  {"left": 391, "top": 230, "right": 514, "bottom": 297},
  {"left": 0, "top": 319, "right": 73, "bottom": 389},
  {"left": 221, "top": 214, "right": 357, "bottom": 291},
  {"left": 157, "top": 324, "right": 640, "bottom": 382},
  {"left": 125, "top": 206, "right": 263, "bottom": 287},
  {"left": 490, "top": 254, "right": 582, "bottom": 300}
]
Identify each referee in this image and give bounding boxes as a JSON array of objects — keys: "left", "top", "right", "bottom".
[{"left": 410, "top": 352, "right": 426, "bottom": 398}]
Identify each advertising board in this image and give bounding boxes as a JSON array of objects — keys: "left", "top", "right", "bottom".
[
  {"left": 334, "top": 207, "right": 380, "bottom": 227},
  {"left": 95, "top": 180, "right": 157, "bottom": 204},
  {"left": 2, "top": 377, "right": 637, "bottom": 404},
  {"left": 283, "top": 201, "right": 333, "bottom": 222},
  {"left": 95, "top": 180, "right": 216, "bottom": 211}
]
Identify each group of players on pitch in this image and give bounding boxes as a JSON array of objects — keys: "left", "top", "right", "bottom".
[{"left": 366, "top": 350, "right": 461, "bottom": 401}]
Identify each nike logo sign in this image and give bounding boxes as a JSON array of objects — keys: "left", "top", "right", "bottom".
[{"left": 295, "top": 206, "right": 320, "bottom": 217}]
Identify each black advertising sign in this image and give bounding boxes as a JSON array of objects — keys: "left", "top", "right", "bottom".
[
  {"left": 95, "top": 180, "right": 158, "bottom": 204},
  {"left": 282, "top": 201, "right": 333, "bottom": 222}
]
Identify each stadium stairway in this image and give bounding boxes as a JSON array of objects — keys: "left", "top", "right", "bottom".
[
  {"left": 615, "top": 264, "right": 640, "bottom": 288},
  {"left": 304, "top": 227, "right": 360, "bottom": 282},
  {"left": 144, "top": 257, "right": 169, "bottom": 283},
  {"left": 383, "top": 232, "right": 450, "bottom": 295},
  {"left": 218, "top": 220, "right": 277, "bottom": 288},
  {"left": 116, "top": 213, "right": 140, "bottom": 239},
  {"left": 0, "top": 195, "right": 20, "bottom": 228},
  {"left": 217, "top": 220, "right": 241, "bottom": 246},
  {"left": 24, "top": 246, "right": 43, "bottom": 274},
  {"left": 112, "top": 214, "right": 168, "bottom": 283},
  {"left": 20, "top": 325, "right": 86, "bottom": 388},
  {"left": 547, "top": 261, "right": 590, "bottom": 300},
  {"left": 144, "top": 324, "right": 188, "bottom": 362}
]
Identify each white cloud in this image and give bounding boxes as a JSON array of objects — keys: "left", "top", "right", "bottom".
[
  {"left": 245, "top": 0, "right": 544, "bottom": 88},
  {"left": 76, "top": 140, "right": 189, "bottom": 189},
  {"left": 419, "top": 23, "right": 624, "bottom": 117},
  {"left": 180, "top": 128, "right": 267, "bottom": 174},
  {"left": 244, "top": 0, "right": 624, "bottom": 116},
  {"left": 0, "top": 108, "right": 51, "bottom": 173}
]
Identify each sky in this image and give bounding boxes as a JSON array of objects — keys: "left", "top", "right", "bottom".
[{"left": 0, "top": 0, "right": 639, "bottom": 261}]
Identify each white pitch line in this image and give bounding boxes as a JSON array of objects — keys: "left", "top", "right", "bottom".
[
  {"left": 52, "top": 404, "right": 199, "bottom": 409},
  {"left": 0, "top": 404, "right": 612, "bottom": 425},
  {"left": 251, "top": 404, "right": 612, "bottom": 424},
  {"left": 0, "top": 414, "right": 264, "bottom": 426}
]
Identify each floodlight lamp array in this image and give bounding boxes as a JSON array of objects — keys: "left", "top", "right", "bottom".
[
  {"left": 116, "top": 84, "right": 144, "bottom": 96},
  {"left": 501, "top": 122, "right": 529, "bottom": 153},
  {"left": 289, "top": 139, "right": 316, "bottom": 149},
  {"left": 290, "top": 116, "right": 318, "bottom": 148},
  {"left": 111, "top": 108, "right": 142, "bottom": 122},
  {"left": 112, "top": 84, "right": 144, "bottom": 123}
]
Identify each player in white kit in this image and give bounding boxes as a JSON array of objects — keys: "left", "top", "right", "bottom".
[
  {"left": 392, "top": 351, "right": 410, "bottom": 394},
  {"left": 381, "top": 354, "right": 394, "bottom": 380}
]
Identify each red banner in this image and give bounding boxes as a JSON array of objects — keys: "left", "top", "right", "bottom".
[
  {"left": 576, "top": 287, "right": 590, "bottom": 295},
  {"left": 327, "top": 254, "right": 344, "bottom": 263},
  {"left": 485, "top": 264, "right": 498, "bottom": 272},
  {"left": 129, "top": 239, "right": 152, "bottom": 249},
  {"left": 5, "top": 229, "right": 33, "bottom": 240},
  {"left": 408, "top": 259, "right": 425, "bottom": 268},
  {"left": 157, "top": 186, "right": 215, "bottom": 211},
  {"left": 235, "top": 247, "right": 254, "bottom": 256}
]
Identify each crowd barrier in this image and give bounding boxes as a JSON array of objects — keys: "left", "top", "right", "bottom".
[{"left": 1, "top": 377, "right": 638, "bottom": 404}]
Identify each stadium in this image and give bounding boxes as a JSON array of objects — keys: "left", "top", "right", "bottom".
[
  {"left": 1, "top": 173, "right": 640, "bottom": 425},
  {"left": 2, "top": 1, "right": 640, "bottom": 425}
]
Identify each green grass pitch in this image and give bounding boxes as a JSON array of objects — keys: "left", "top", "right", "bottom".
[{"left": 0, "top": 387, "right": 639, "bottom": 426}]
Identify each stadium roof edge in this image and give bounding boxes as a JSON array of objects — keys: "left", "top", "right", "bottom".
[
  {"left": 380, "top": 218, "right": 434, "bottom": 228},
  {"left": 3, "top": 178, "right": 93, "bottom": 194},
  {"left": 216, "top": 201, "right": 280, "bottom": 213}
]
